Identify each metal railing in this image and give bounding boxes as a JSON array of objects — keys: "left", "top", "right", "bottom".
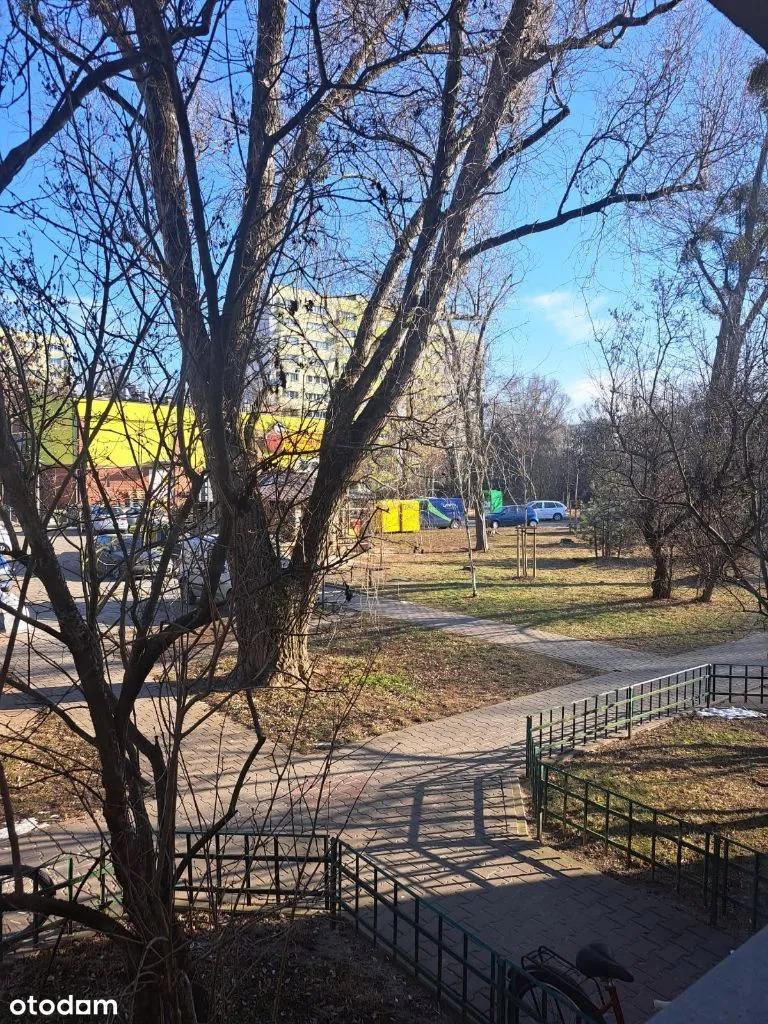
[
  {"left": 526, "top": 664, "right": 712, "bottom": 771},
  {"left": 1, "top": 830, "right": 600, "bottom": 1023},
  {"left": 0, "top": 851, "right": 118, "bottom": 953},
  {"left": 333, "top": 839, "right": 598, "bottom": 1023},
  {"left": 526, "top": 663, "right": 768, "bottom": 933},
  {"left": 173, "top": 829, "right": 331, "bottom": 912},
  {"left": 711, "top": 662, "right": 768, "bottom": 704}
]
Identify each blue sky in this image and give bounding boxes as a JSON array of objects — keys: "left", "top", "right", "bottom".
[
  {"left": 498, "top": 225, "right": 626, "bottom": 410},
  {"left": 489, "top": 6, "right": 761, "bottom": 415},
  {"left": 0, "top": 2, "right": 757, "bottom": 416}
]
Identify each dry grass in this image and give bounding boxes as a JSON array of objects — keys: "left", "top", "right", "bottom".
[
  {"left": 220, "top": 612, "right": 593, "bottom": 752},
  {"left": 563, "top": 714, "right": 768, "bottom": 852},
  {"left": 347, "top": 525, "right": 762, "bottom": 653},
  {"left": 0, "top": 711, "right": 100, "bottom": 825},
  {"left": 0, "top": 915, "right": 452, "bottom": 1024}
]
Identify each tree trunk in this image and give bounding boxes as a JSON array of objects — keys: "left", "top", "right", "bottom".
[
  {"left": 650, "top": 544, "right": 673, "bottom": 599},
  {"left": 128, "top": 946, "right": 201, "bottom": 1024},
  {"left": 230, "top": 573, "right": 313, "bottom": 688},
  {"left": 474, "top": 512, "right": 488, "bottom": 552},
  {"left": 472, "top": 480, "right": 489, "bottom": 552},
  {"left": 226, "top": 503, "right": 313, "bottom": 688},
  {"left": 698, "top": 557, "right": 723, "bottom": 602}
]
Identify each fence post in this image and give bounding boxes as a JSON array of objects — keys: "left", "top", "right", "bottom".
[
  {"left": 626, "top": 688, "right": 633, "bottom": 740},
  {"left": 329, "top": 837, "right": 338, "bottom": 927},
  {"left": 495, "top": 956, "right": 508, "bottom": 1024},
  {"left": 710, "top": 834, "right": 721, "bottom": 926},
  {"left": 626, "top": 801, "right": 633, "bottom": 869},
  {"left": 67, "top": 857, "right": 74, "bottom": 935},
  {"left": 752, "top": 853, "right": 761, "bottom": 934},
  {"left": 537, "top": 763, "right": 548, "bottom": 841},
  {"left": 525, "top": 718, "right": 532, "bottom": 778}
]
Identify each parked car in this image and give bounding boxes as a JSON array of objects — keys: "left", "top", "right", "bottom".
[
  {"left": 176, "top": 535, "right": 291, "bottom": 606},
  {"left": 526, "top": 500, "right": 568, "bottom": 522},
  {"left": 96, "top": 535, "right": 163, "bottom": 581},
  {"left": 90, "top": 505, "right": 129, "bottom": 534},
  {"left": 120, "top": 503, "right": 144, "bottom": 530},
  {"left": 0, "top": 555, "right": 30, "bottom": 634},
  {"left": 418, "top": 497, "right": 465, "bottom": 529},
  {"left": 176, "top": 535, "right": 233, "bottom": 606},
  {"left": 0, "top": 552, "right": 13, "bottom": 591},
  {"left": 51, "top": 505, "right": 81, "bottom": 529},
  {"left": 485, "top": 504, "right": 538, "bottom": 528}
]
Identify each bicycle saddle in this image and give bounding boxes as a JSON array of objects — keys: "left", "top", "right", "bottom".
[{"left": 575, "top": 943, "right": 634, "bottom": 983}]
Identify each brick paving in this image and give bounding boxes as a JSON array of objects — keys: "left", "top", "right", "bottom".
[
  {"left": 265, "top": 628, "right": 765, "bottom": 1021},
  {"left": 3, "top": 566, "right": 768, "bottom": 1020},
  {"left": 343, "top": 588, "right": 676, "bottom": 671}
]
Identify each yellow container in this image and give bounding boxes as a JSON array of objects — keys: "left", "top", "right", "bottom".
[
  {"left": 375, "top": 499, "right": 421, "bottom": 533},
  {"left": 378, "top": 502, "right": 400, "bottom": 533},
  {"left": 399, "top": 499, "right": 420, "bottom": 533}
]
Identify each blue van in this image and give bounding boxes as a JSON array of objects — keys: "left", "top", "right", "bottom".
[{"left": 419, "top": 497, "right": 465, "bottom": 529}]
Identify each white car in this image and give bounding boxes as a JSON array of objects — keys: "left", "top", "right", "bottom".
[
  {"left": 91, "top": 506, "right": 129, "bottom": 533},
  {"left": 526, "top": 500, "right": 569, "bottom": 522},
  {"left": 0, "top": 552, "right": 13, "bottom": 591},
  {"left": 176, "top": 535, "right": 290, "bottom": 607},
  {"left": 176, "top": 535, "right": 232, "bottom": 606}
]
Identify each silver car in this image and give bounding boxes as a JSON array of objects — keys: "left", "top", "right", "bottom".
[
  {"left": 91, "top": 505, "right": 129, "bottom": 533},
  {"left": 526, "top": 500, "right": 568, "bottom": 522}
]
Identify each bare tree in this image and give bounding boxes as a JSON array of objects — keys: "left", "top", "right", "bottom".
[
  {"left": 493, "top": 374, "right": 570, "bottom": 504},
  {"left": 605, "top": 58, "right": 768, "bottom": 602},
  {"left": 596, "top": 290, "right": 696, "bottom": 598},
  {"left": 0, "top": 250, "right": 279, "bottom": 1019},
  {"left": 10, "top": 0, "right": 721, "bottom": 688},
  {"left": 668, "top": 60, "right": 768, "bottom": 598},
  {"left": 439, "top": 274, "right": 513, "bottom": 552}
]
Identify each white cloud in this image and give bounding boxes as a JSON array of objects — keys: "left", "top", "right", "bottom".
[
  {"left": 566, "top": 374, "right": 610, "bottom": 410},
  {"left": 526, "top": 290, "right": 609, "bottom": 347}
]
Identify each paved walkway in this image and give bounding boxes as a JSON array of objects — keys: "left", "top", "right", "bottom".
[
  {"left": 3, "top": 588, "right": 767, "bottom": 1020},
  {"left": 343, "top": 588, "right": 682, "bottom": 671}
]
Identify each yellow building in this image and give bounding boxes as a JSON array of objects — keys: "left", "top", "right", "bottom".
[
  {"left": 37, "top": 398, "right": 321, "bottom": 472},
  {"left": 267, "top": 288, "right": 373, "bottom": 418}
]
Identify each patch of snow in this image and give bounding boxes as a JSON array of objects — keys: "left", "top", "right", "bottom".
[
  {"left": 696, "top": 706, "right": 765, "bottom": 720},
  {"left": 0, "top": 816, "right": 39, "bottom": 841}
]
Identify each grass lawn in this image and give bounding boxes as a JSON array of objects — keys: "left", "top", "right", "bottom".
[
  {"left": 221, "top": 613, "right": 594, "bottom": 752},
  {"left": 354, "top": 526, "right": 762, "bottom": 653},
  {"left": 0, "top": 711, "right": 99, "bottom": 825},
  {"left": 564, "top": 714, "right": 768, "bottom": 853}
]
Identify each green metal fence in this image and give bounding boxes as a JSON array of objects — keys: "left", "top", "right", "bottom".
[
  {"left": 332, "top": 839, "right": 600, "bottom": 1023},
  {"left": 0, "top": 852, "right": 118, "bottom": 953},
  {"left": 173, "top": 828, "right": 331, "bottom": 912},
  {"left": 526, "top": 663, "right": 768, "bottom": 934},
  {"left": 1, "top": 830, "right": 600, "bottom": 1023},
  {"left": 711, "top": 663, "right": 768, "bottom": 704},
  {"left": 526, "top": 664, "right": 712, "bottom": 770}
]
